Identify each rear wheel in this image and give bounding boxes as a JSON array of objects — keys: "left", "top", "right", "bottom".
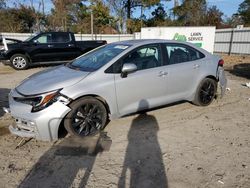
[
  {"left": 64, "top": 97, "right": 108, "bottom": 138},
  {"left": 193, "top": 78, "right": 217, "bottom": 106},
  {"left": 10, "top": 54, "right": 29, "bottom": 70}
]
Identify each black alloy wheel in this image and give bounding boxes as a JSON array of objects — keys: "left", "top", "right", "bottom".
[
  {"left": 64, "top": 97, "right": 107, "bottom": 137},
  {"left": 193, "top": 78, "right": 217, "bottom": 106}
]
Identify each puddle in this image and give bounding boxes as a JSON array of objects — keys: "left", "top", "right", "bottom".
[
  {"left": 55, "top": 132, "right": 112, "bottom": 156},
  {"left": 0, "top": 127, "right": 10, "bottom": 136}
]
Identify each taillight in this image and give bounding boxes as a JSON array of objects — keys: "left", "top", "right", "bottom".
[{"left": 218, "top": 59, "right": 224, "bottom": 67}]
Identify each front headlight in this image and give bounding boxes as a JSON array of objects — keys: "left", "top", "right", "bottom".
[{"left": 13, "top": 90, "right": 71, "bottom": 112}]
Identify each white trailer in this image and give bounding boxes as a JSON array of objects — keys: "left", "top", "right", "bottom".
[{"left": 139, "top": 27, "right": 216, "bottom": 53}]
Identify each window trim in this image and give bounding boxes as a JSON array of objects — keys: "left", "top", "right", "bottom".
[
  {"left": 32, "top": 33, "right": 72, "bottom": 44},
  {"left": 105, "top": 43, "right": 164, "bottom": 74},
  {"left": 162, "top": 43, "right": 206, "bottom": 65}
]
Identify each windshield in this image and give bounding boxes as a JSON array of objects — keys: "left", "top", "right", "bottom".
[{"left": 68, "top": 44, "right": 130, "bottom": 72}]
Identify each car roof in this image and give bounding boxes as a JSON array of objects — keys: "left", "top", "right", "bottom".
[
  {"left": 112, "top": 39, "right": 196, "bottom": 47},
  {"left": 111, "top": 39, "right": 210, "bottom": 55},
  {"left": 112, "top": 39, "right": 167, "bottom": 45}
]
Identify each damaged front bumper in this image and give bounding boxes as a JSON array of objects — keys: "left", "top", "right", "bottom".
[{"left": 7, "top": 89, "right": 71, "bottom": 141}]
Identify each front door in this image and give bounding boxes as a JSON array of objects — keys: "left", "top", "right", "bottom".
[
  {"left": 29, "top": 33, "right": 56, "bottom": 62},
  {"left": 114, "top": 44, "right": 169, "bottom": 116}
]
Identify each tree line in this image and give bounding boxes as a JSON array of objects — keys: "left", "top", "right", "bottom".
[{"left": 0, "top": 0, "right": 249, "bottom": 34}]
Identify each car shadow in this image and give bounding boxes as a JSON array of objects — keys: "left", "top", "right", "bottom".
[
  {"left": 18, "top": 132, "right": 112, "bottom": 188},
  {"left": 0, "top": 88, "right": 10, "bottom": 118},
  {"left": 118, "top": 100, "right": 168, "bottom": 188},
  {"left": 227, "top": 63, "right": 250, "bottom": 79}
]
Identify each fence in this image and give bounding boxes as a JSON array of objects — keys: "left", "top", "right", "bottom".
[
  {"left": 214, "top": 28, "right": 250, "bottom": 55},
  {"left": 1, "top": 28, "right": 250, "bottom": 55}
]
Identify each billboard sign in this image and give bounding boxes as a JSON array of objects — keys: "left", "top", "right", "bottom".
[{"left": 140, "top": 27, "right": 216, "bottom": 53}]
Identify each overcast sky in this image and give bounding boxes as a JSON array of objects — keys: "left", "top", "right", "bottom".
[{"left": 6, "top": 0, "right": 243, "bottom": 18}]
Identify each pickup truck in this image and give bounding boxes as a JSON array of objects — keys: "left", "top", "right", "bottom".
[{"left": 0, "top": 32, "right": 107, "bottom": 70}]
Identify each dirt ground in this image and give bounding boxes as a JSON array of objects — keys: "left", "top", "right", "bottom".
[{"left": 0, "top": 55, "right": 249, "bottom": 188}]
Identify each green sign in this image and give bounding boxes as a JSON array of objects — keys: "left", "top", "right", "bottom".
[
  {"left": 173, "top": 33, "right": 187, "bottom": 42},
  {"left": 173, "top": 33, "right": 203, "bottom": 47}
]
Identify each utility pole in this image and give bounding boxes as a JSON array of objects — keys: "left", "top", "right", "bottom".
[
  {"left": 174, "top": 0, "right": 179, "bottom": 7},
  {"left": 173, "top": 0, "right": 179, "bottom": 20},
  {"left": 91, "top": 11, "right": 94, "bottom": 40},
  {"left": 41, "top": 0, "right": 45, "bottom": 15},
  {"left": 140, "top": 3, "right": 144, "bottom": 30}
]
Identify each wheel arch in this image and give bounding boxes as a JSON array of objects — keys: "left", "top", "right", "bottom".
[
  {"left": 57, "top": 94, "right": 111, "bottom": 138},
  {"left": 206, "top": 75, "right": 218, "bottom": 81},
  {"left": 8, "top": 50, "right": 31, "bottom": 62},
  {"left": 190, "top": 74, "right": 218, "bottom": 102},
  {"left": 71, "top": 94, "right": 111, "bottom": 114}
]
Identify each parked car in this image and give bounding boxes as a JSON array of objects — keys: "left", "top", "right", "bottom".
[
  {"left": 0, "top": 32, "right": 106, "bottom": 70},
  {"left": 5, "top": 39, "right": 227, "bottom": 141}
]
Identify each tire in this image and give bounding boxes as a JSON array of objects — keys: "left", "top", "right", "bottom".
[
  {"left": 193, "top": 78, "right": 217, "bottom": 106},
  {"left": 10, "top": 54, "right": 29, "bottom": 70},
  {"left": 64, "top": 97, "right": 108, "bottom": 138}
]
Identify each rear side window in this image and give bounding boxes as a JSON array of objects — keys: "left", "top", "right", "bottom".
[
  {"left": 52, "top": 33, "right": 71, "bottom": 43},
  {"left": 165, "top": 44, "right": 205, "bottom": 65}
]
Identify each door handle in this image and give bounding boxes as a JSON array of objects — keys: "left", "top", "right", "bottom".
[
  {"left": 48, "top": 44, "right": 54, "bottom": 48},
  {"left": 158, "top": 71, "right": 168, "bottom": 77},
  {"left": 68, "top": 44, "right": 74, "bottom": 47},
  {"left": 193, "top": 64, "right": 200, "bottom": 69}
]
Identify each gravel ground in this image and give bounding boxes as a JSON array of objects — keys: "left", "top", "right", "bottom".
[{"left": 0, "top": 55, "right": 249, "bottom": 188}]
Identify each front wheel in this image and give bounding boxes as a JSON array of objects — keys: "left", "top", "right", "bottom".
[
  {"left": 193, "top": 78, "right": 217, "bottom": 106},
  {"left": 10, "top": 54, "right": 29, "bottom": 70},
  {"left": 64, "top": 97, "right": 108, "bottom": 138}
]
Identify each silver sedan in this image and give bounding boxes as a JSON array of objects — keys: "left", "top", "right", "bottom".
[{"left": 6, "top": 39, "right": 227, "bottom": 141}]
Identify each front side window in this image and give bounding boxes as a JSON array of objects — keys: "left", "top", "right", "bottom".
[
  {"left": 165, "top": 44, "right": 205, "bottom": 65},
  {"left": 106, "top": 45, "right": 162, "bottom": 73},
  {"left": 34, "top": 33, "right": 52, "bottom": 44},
  {"left": 67, "top": 44, "right": 130, "bottom": 72},
  {"left": 123, "top": 45, "right": 162, "bottom": 71}
]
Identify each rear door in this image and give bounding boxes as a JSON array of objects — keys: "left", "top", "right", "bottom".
[
  {"left": 51, "top": 32, "right": 79, "bottom": 61},
  {"left": 112, "top": 44, "right": 169, "bottom": 116},
  {"left": 162, "top": 43, "right": 205, "bottom": 101}
]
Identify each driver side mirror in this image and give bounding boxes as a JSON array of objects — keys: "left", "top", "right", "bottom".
[
  {"left": 32, "top": 40, "right": 38, "bottom": 45},
  {"left": 121, "top": 63, "right": 137, "bottom": 78}
]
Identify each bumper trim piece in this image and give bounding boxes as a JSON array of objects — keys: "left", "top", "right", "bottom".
[
  {"left": 9, "top": 125, "right": 36, "bottom": 138},
  {"left": 218, "top": 67, "right": 227, "bottom": 98},
  {"left": 2, "top": 107, "right": 11, "bottom": 114}
]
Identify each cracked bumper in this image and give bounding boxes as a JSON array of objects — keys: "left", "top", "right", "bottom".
[{"left": 8, "top": 90, "right": 71, "bottom": 141}]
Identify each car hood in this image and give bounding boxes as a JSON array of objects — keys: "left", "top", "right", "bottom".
[{"left": 16, "top": 65, "right": 90, "bottom": 95}]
